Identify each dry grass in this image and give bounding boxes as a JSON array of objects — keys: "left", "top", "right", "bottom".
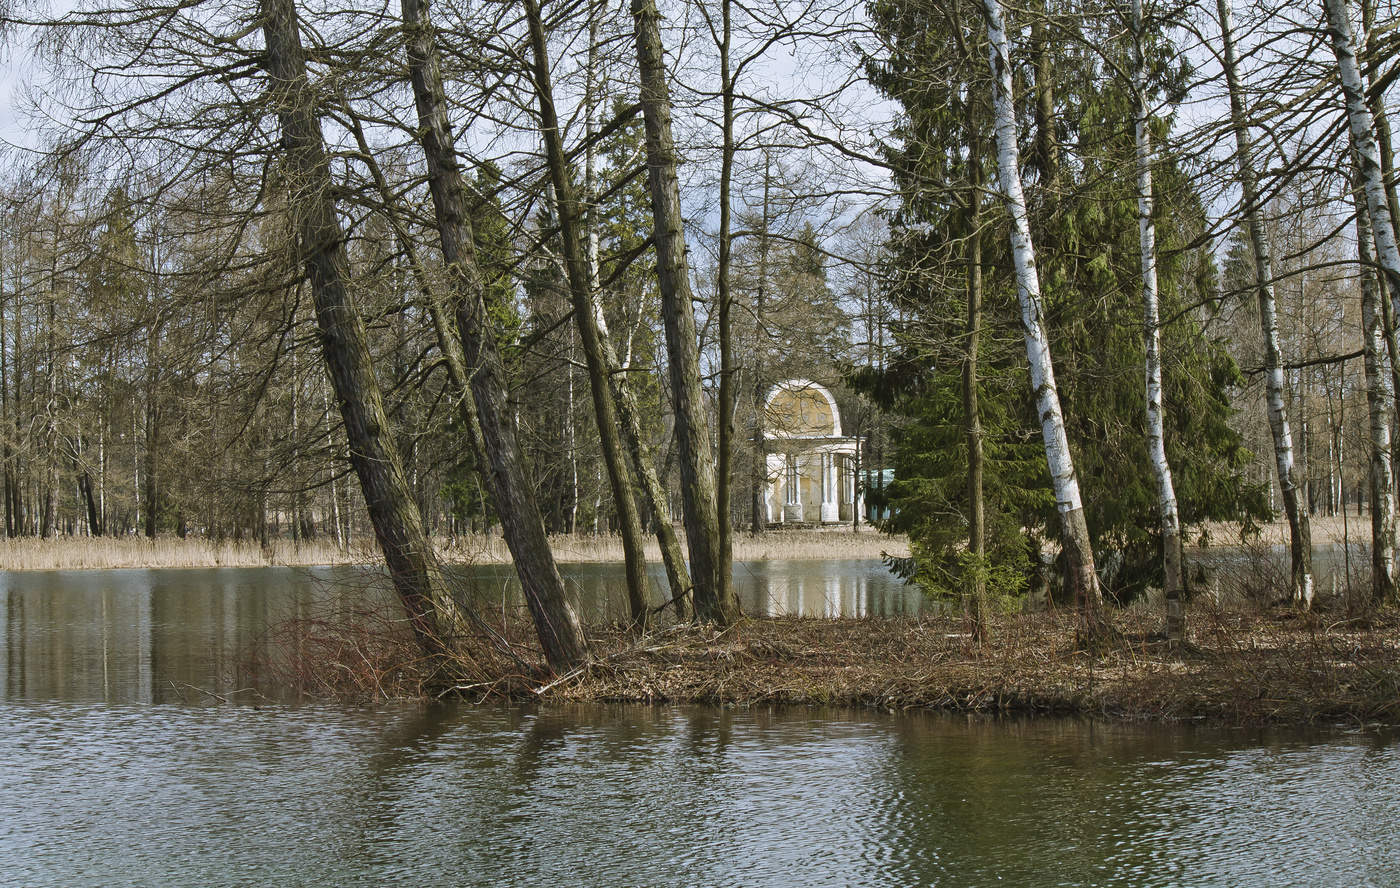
[
  {"left": 253, "top": 596, "right": 1400, "bottom": 724},
  {"left": 1203, "top": 514, "right": 1368, "bottom": 548},
  {"left": 0, "top": 528, "right": 907, "bottom": 571},
  {"left": 0, "top": 535, "right": 373, "bottom": 571},
  {"left": 534, "top": 608, "right": 1400, "bottom": 723}
]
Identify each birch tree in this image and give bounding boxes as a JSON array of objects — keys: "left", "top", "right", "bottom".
[
  {"left": 1356, "top": 180, "right": 1397, "bottom": 604},
  {"left": 1323, "top": 0, "right": 1400, "bottom": 344},
  {"left": 1323, "top": 0, "right": 1399, "bottom": 603},
  {"left": 1131, "top": 0, "right": 1183, "bottom": 643},
  {"left": 981, "top": 0, "right": 1106, "bottom": 636}
]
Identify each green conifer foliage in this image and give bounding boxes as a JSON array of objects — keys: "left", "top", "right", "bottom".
[{"left": 859, "top": 0, "right": 1268, "bottom": 603}]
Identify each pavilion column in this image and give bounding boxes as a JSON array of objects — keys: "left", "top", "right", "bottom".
[
  {"left": 784, "top": 454, "right": 803, "bottom": 523},
  {"left": 820, "top": 451, "right": 839, "bottom": 523}
]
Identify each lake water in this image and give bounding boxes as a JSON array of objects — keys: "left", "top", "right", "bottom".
[{"left": 2, "top": 562, "right": 1397, "bottom": 886}]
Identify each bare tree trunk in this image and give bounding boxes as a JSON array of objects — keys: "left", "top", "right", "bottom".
[
  {"left": 1357, "top": 168, "right": 1398, "bottom": 604},
  {"left": 400, "top": 0, "right": 588, "bottom": 668},
  {"left": 964, "top": 142, "right": 987, "bottom": 643},
  {"left": 1217, "top": 0, "right": 1312, "bottom": 607},
  {"left": 714, "top": 0, "right": 737, "bottom": 594},
  {"left": 1133, "top": 0, "right": 1184, "bottom": 644},
  {"left": 750, "top": 158, "right": 773, "bottom": 536},
  {"left": 41, "top": 268, "right": 57, "bottom": 539},
  {"left": 79, "top": 469, "right": 101, "bottom": 537},
  {"left": 981, "top": 0, "right": 1106, "bottom": 637},
  {"left": 259, "top": 0, "right": 466, "bottom": 659},
  {"left": 630, "top": 0, "right": 740, "bottom": 624},
  {"left": 524, "top": 0, "right": 651, "bottom": 626},
  {"left": 1, "top": 274, "right": 8, "bottom": 540},
  {"left": 575, "top": 9, "right": 692, "bottom": 613},
  {"left": 142, "top": 324, "right": 159, "bottom": 540},
  {"left": 1360, "top": 0, "right": 1400, "bottom": 251}
]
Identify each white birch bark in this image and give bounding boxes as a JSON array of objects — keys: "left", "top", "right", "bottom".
[
  {"left": 1324, "top": 0, "right": 1400, "bottom": 312},
  {"left": 1216, "top": 0, "right": 1313, "bottom": 607},
  {"left": 1133, "top": 0, "right": 1184, "bottom": 643},
  {"left": 1357, "top": 175, "right": 1398, "bottom": 603},
  {"left": 982, "top": 0, "right": 1103, "bottom": 615}
]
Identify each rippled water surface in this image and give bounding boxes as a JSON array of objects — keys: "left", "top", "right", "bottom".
[{"left": 2, "top": 565, "right": 1397, "bottom": 887}]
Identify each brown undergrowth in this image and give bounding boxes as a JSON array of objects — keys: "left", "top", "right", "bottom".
[{"left": 253, "top": 600, "right": 1400, "bottom": 724}]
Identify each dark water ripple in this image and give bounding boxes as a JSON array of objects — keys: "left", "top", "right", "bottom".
[
  {"left": 2, "top": 703, "right": 1398, "bottom": 887},
  {"left": 2, "top": 566, "right": 1398, "bottom": 886}
]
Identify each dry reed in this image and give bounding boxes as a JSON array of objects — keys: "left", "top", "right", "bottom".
[{"left": 0, "top": 528, "right": 908, "bottom": 572}]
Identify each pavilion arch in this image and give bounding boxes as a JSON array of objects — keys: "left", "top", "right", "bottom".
[{"left": 760, "top": 380, "right": 861, "bottom": 525}]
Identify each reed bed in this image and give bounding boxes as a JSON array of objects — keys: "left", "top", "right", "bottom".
[
  {"left": 0, "top": 528, "right": 907, "bottom": 571},
  {"left": 0, "top": 535, "right": 373, "bottom": 571},
  {"left": 1203, "top": 514, "right": 1367, "bottom": 548}
]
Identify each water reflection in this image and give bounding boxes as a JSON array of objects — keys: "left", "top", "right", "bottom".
[
  {"left": 0, "top": 567, "right": 338, "bottom": 702},
  {"left": 0, "top": 560, "right": 918, "bottom": 703},
  {"left": 734, "top": 558, "right": 919, "bottom": 618},
  {"left": 7, "top": 565, "right": 1399, "bottom": 886}
]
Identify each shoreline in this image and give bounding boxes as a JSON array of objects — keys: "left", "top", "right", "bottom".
[
  {"left": 267, "top": 604, "right": 1400, "bottom": 726},
  {"left": 530, "top": 609, "right": 1400, "bottom": 724},
  {"left": 0, "top": 528, "right": 908, "bottom": 572}
]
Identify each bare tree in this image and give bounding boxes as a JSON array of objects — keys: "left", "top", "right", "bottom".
[
  {"left": 630, "top": 0, "right": 741, "bottom": 624},
  {"left": 1131, "top": 0, "right": 1184, "bottom": 643},
  {"left": 523, "top": 0, "right": 652, "bottom": 626},
  {"left": 1216, "top": 0, "right": 1313, "bottom": 608},
  {"left": 259, "top": 0, "right": 467, "bottom": 657},
  {"left": 400, "top": 0, "right": 589, "bottom": 668}
]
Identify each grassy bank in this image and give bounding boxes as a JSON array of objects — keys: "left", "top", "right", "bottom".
[
  {"left": 544, "top": 610, "right": 1400, "bottom": 723},
  {"left": 265, "top": 603, "right": 1400, "bottom": 725},
  {"left": 0, "top": 528, "right": 907, "bottom": 571}
]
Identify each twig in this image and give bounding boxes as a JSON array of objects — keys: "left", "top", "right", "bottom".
[{"left": 532, "top": 664, "right": 588, "bottom": 695}]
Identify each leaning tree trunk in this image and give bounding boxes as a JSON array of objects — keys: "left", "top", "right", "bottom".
[
  {"left": 1360, "top": 0, "right": 1400, "bottom": 253},
  {"left": 631, "top": 0, "right": 741, "bottom": 625},
  {"left": 524, "top": 0, "right": 651, "bottom": 627},
  {"left": 1133, "top": 0, "right": 1184, "bottom": 644},
  {"left": 400, "top": 0, "right": 588, "bottom": 669},
  {"left": 340, "top": 106, "right": 493, "bottom": 483},
  {"left": 1332, "top": 0, "right": 1400, "bottom": 602},
  {"left": 1217, "top": 0, "right": 1313, "bottom": 608},
  {"left": 981, "top": 0, "right": 1106, "bottom": 638},
  {"left": 259, "top": 0, "right": 466, "bottom": 658},
  {"left": 1358, "top": 189, "right": 1397, "bottom": 604},
  {"left": 593, "top": 297, "right": 694, "bottom": 616}
]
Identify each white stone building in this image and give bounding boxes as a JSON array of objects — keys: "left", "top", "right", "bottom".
[{"left": 761, "top": 379, "right": 862, "bottom": 525}]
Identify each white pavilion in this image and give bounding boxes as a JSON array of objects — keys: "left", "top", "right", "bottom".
[{"left": 761, "top": 379, "right": 862, "bottom": 525}]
